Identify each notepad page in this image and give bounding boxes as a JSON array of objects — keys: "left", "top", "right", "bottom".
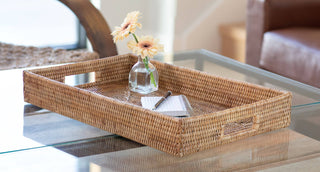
[{"left": 141, "top": 96, "right": 186, "bottom": 112}]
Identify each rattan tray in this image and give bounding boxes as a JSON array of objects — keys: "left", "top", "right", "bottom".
[{"left": 23, "top": 54, "right": 292, "bottom": 157}]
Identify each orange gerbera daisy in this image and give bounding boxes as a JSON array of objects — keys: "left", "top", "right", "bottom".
[
  {"left": 127, "top": 35, "right": 164, "bottom": 58},
  {"left": 111, "top": 11, "right": 142, "bottom": 42}
]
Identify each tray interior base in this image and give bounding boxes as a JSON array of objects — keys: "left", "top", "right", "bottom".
[{"left": 79, "top": 80, "right": 229, "bottom": 117}]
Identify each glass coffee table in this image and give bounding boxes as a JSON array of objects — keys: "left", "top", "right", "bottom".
[{"left": 1, "top": 49, "right": 320, "bottom": 171}]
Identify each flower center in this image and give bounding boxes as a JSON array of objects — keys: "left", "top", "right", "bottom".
[
  {"left": 140, "top": 42, "right": 152, "bottom": 49},
  {"left": 143, "top": 44, "right": 150, "bottom": 48},
  {"left": 122, "top": 23, "right": 131, "bottom": 30}
]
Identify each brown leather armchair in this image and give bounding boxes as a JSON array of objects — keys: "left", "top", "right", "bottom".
[{"left": 246, "top": 0, "right": 320, "bottom": 88}]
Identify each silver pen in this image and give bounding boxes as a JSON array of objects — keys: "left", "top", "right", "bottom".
[{"left": 152, "top": 91, "right": 172, "bottom": 110}]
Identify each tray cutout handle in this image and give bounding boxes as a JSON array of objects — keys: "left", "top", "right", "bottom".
[
  {"left": 221, "top": 115, "right": 260, "bottom": 141},
  {"left": 65, "top": 72, "right": 96, "bottom": 86}
]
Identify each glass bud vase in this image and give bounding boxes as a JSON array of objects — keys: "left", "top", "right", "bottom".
[{"left": 129, "top": 56, "right": 159, "bottom": 94}]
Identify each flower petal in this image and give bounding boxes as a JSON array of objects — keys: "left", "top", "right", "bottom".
[{"left": 110, "top": 11, "right": 142, "bottom": 41}]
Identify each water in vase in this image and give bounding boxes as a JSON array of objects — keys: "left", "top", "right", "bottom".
[{"left": 129, "top": 62, "right": 158, "bottom": 94}]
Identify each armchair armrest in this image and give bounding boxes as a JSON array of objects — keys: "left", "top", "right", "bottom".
[
  {"left": 59, "top": 0, "right": 117, "bottom": 58},
  {"left": 246, "top": 0, "right": 320, "bottom": 67}
]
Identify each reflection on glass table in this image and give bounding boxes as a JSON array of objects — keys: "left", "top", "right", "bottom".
[
  {"left": 1, "top": 128, "right": 320, "bottom": 171},
  {"left": 290, "top": 103, "right": 320, "bottom": 141},
  {"left": 1, "top": 49, "right": 320, "bottom": 171}
]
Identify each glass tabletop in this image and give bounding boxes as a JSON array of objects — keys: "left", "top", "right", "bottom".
[
  {"left": 1, "top": 49, "right": 320, "bottom": 166},
  {"left": 154, "top": 49, "right": 320, "bottom": 107}
]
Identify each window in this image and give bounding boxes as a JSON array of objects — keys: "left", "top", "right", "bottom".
[{"left": 0, "top": 0, "right": 85, "bottom": 49}]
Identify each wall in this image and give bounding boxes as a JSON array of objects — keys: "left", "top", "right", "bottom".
[
  {"left": 99, "top": 0, "right": 247, "bottom": 54},
  {"left": 174, "top": 0, "right": 247, "bottom": 53},
  {"left": 98, "top": 0, "right": 176, "bottom": 54}
]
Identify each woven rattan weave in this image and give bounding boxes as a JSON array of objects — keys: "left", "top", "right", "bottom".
[
  {"left": 23, "top": 54, "right": 292, "bottom": 157},
  {"left": 0, "top": 42, "right": 99, "bottom": 70}
]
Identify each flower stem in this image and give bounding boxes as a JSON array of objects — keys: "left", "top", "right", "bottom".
[
  {"left": 131, "top": 32, "right": 139, "bottom": 43},
  {"left": 143, "top": 57, "right": 157, "bottom": 87}
]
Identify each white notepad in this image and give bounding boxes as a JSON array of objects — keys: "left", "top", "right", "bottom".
[{"left": 141, "top": 95, "right": 191, "bottom": 117}]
